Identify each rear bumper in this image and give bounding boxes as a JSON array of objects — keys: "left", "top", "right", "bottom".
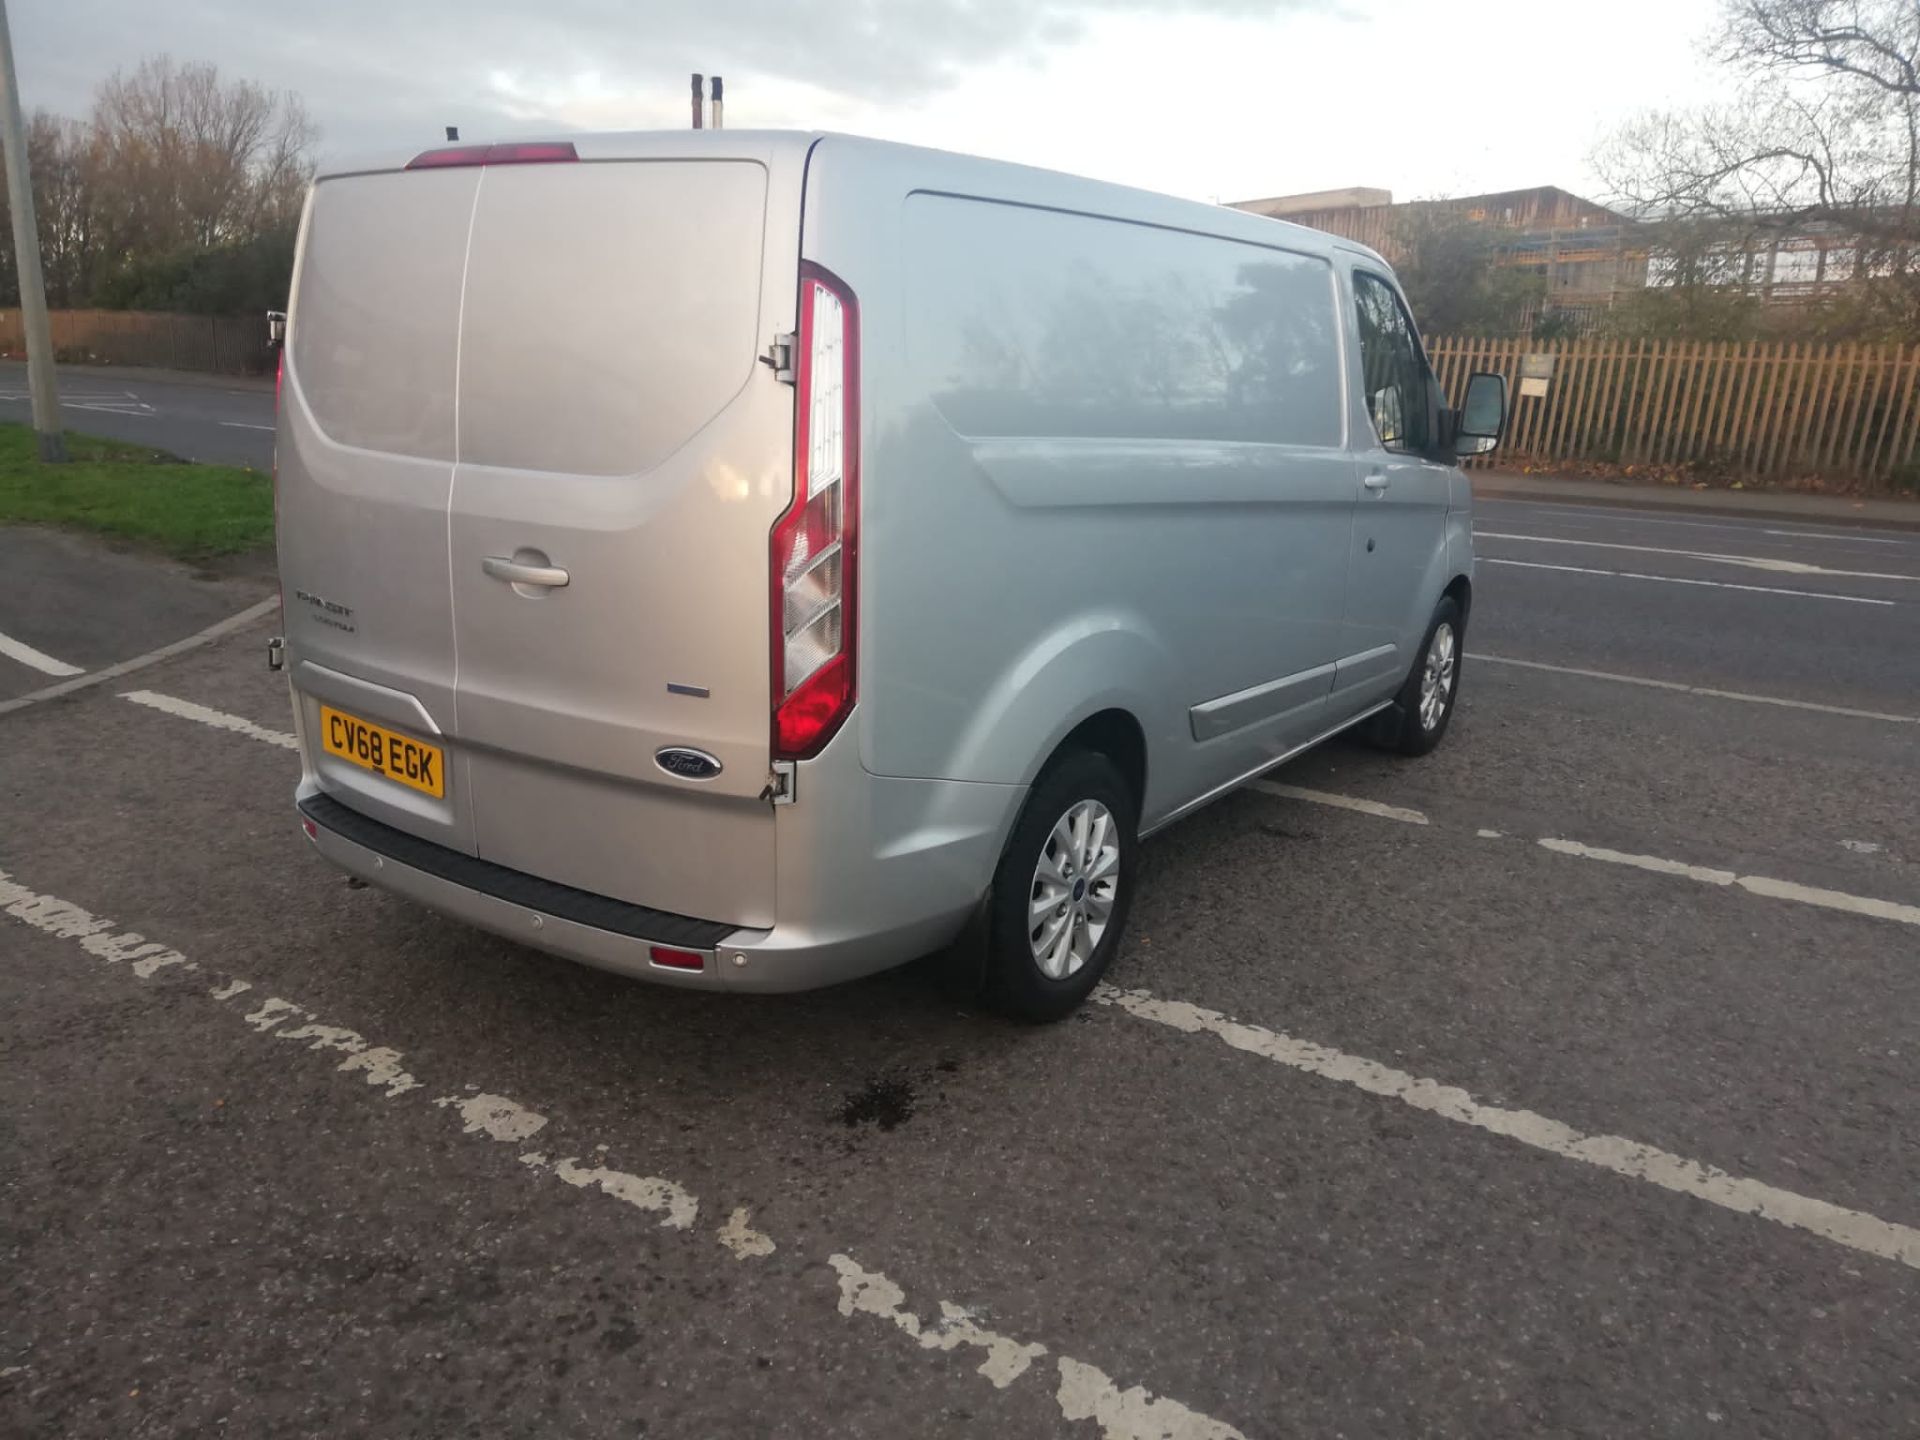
[{"left": 295, "top": 767, "right": 1015, "bottom": 993}]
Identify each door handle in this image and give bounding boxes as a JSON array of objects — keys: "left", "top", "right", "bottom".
[
  {"left": 1362, "top": 471, "right": 1390, "bottom": 492},
  {"left": 483, "top": 556, "right": 569, "bottom": 588}
]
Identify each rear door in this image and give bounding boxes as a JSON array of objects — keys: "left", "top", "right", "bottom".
[
  {"left": 279, "top": 167, "right": 480, "bottom": 853},
  {"left": 448, "top": 146, "right": 802, "bottom": 928}
]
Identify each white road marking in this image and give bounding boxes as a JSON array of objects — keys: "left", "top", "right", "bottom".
[
  {"left": 1476, "top": 828, "right": 1505, "bottom": 839},
  {"left": 1481, "top": 557, "right": 1895, "bottom": 605},
  {"left": 1257, "top": 788, "right": 1920, "bottom": 931},
  {"left": 1475, "top": 501, "right": 1911, "bottom": 546},
  {"left": 219, "top": 421, "right": 276, "bottom": 431},
  {"left": 830, "top": 1256, "right": 1053, "bottom": 1392},
  {"left": 1536, "top": 837, "right": 1735, "bottom": 885},
  {"left": 436, "top": 1092, "right": 547, "bottom": 1142},
  {"left": 719, "top": 1207, "right": 777, "bottom": 1260},
  {"left": 1250, "top": 781, "right": 1428, "bottom": 826},
  {"left": 546, "top": 1155, "right": 700, "bottom": 1231},
  {"left": 0, "top": 630, "right": 84, "bottom": 676},
  {"left": 0, "top": 386, "right": 152, "bottom": 416},
  {"left": 1472, "top": 652, "right": 1918, "bottom": 724},
  {"left": 1, "top": 867, "right": 1236, "bottom": 1439},
  {"left": 1537, "top": 837, "right": 1920, "bottom": 927},
  {"left": 1477, "top": 531, "right": 1919, "bottom": 583},
  {"left": 1841, "top": 839, "right": 1884, "bottom": 855},
  {"left": 1056, "top": 1357, "right": 1252, "bottom": 1440},
  {"left": 121, "top": 689, "right": 298, "bottom": 748},
  {"left": 1094, "top": 985, "right": 1920, "bottom": 1273},
  {"left": 0, "top": 595, "right": 278, "bottom": 717},
  {"left": 1764, "top": 529, "right": 1907, "bottom": 547}
]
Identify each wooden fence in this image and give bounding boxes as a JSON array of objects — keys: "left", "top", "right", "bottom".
[
  {"left": 1428, "top": 336, "right": 1920, "bottom": 482},
  {"left": 0, "top": 308, "right": 272, "bottom": 376}
]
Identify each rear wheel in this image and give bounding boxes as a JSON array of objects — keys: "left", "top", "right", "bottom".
[{"left": 982, "top": 750, "right": 1136, "bottom": 1022}]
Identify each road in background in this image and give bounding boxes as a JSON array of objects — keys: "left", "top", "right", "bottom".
[
  {"left": 1470, "top": 496, "right": 1920, "bottom": 713},
  {"left": 5, "top": 493, "right": 1918, "bottom": 1437},
  {"left": 0, "top": 360, "right": 273, "bottom": 468}
]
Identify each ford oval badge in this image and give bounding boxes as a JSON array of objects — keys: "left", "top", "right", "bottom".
[{"left": 656, "top": 747, "right": 722, "bottom": 781}]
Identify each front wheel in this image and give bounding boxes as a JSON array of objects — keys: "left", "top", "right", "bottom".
[
  {"left": 981, "top": 750, "right": 1137, "bottom": 1023},
  {"left": 1371, "top": 594, "right": 1463, "bottom": 757}
]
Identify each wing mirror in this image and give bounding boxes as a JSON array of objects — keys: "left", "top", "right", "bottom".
[
  {"left": 1455, "top": 372, "right": 1506, "bottom": 456},
  {"left": 266, "top": 310, "right": 288, "bottom": 349}
]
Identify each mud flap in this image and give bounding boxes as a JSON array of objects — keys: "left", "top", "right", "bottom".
[{"left": 919, "top": 890, "right": 993, "bottom": 1001}]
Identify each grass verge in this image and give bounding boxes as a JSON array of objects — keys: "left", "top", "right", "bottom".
[{"left": 0, "top": 423, "right": 272, "bottom": 560}]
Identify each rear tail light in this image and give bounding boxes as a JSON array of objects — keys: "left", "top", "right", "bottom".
[
  {"left": 771, "top": 264, "right": 859, "bottom": 761},
  {"left": 404, "top": 141, "right": 579, "bottom": 170}
]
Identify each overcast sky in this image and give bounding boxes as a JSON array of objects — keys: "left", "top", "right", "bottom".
[{"left": 17, "top": 0, "right": 1729, "bottom": 205}]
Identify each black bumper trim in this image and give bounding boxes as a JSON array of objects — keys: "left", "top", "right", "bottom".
[{"left": 298, "top": 792, "right": 737, "bottom": 950}]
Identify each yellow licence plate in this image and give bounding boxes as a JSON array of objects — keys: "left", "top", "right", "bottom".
[{"left": 319, "top": 705, "right": 445, "bottom": 798}]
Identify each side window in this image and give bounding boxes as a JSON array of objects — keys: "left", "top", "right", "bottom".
[{"left": 1352, "top": 272, "right": 1429, "bottom": 454}]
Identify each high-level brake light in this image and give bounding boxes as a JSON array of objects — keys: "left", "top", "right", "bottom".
[
  {"left": 771, "top": 264, "right": 859, "bottom": 762},
  {"left": 404, "top": 141, "right": 579, "bottom": 170}
]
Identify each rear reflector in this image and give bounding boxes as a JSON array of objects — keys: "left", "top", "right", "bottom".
[
  {"left": 649, "top": 946, "right": 705, "bottom": 971},
  {"left": 405, "top": 141, "right": 579, "bottom": 170},
  {"left": 301, "top": 818, "right": 318, "bottom": 840}
]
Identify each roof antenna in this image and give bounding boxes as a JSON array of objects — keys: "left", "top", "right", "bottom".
[{"left": 445, "top": 125, "right": 459, "bottom": 142}]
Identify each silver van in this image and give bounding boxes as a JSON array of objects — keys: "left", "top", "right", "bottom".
[{"left": 276, "top": 131, "right": 1506, "bottom": 1020}]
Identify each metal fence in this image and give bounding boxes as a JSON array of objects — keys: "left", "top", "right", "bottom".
[
  {"left": 0, "top": 308, "right": 272, "bottom": 376},
  {"left": 1429, "top": 336, "right": 1920, "bottom": 481}
]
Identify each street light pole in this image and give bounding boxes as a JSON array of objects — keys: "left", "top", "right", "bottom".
[{"left": 0, "top": 0, "right": 63, "bottom": 462}]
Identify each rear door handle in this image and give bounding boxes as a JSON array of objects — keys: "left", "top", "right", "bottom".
[
  {"left": 482, "top": 556, "right": 570, "bottom": 588},
  {"left": 1362, "top": 471, "right": 1390, "bottom": 492}
]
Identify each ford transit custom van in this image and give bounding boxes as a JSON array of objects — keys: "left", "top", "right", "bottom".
[{"left": 277, "top": 131, "right": 1507, "bottom": 1019}]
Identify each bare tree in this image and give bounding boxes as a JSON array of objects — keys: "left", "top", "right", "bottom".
[
  {"left": 1598, "top": 0, "right": 1920, "bottom": 334},
  {"left": 0, "top": 110, "right": 94, "bottom": 307},
  {"left": 87, "top": 56, "right": 315, "bottom": 258}
]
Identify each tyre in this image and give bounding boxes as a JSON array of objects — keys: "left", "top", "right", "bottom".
[
  {"left": 1370, "top": 593, "right": 1463, "bottom": 757},
  {"left": 981, "top": 750, "right": 1137, "bottom": 1022}
]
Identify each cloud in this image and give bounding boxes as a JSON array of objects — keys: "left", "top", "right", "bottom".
[{"left": 12, "top": 0, "right": 1330, "bottom": 158}]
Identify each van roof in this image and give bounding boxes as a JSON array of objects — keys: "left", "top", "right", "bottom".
[{"left": 313, "top": 129, "right": 1387, "bottom": 271}]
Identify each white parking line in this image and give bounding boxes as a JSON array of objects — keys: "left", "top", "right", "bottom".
[
  {"left": 121, "top": 689, "right": 298, "bottom": 749},
  {"left": 1476, "top": 531, "right": 1919, "bottom": 583},
  {"left": 0, "top": 869, "right": 1241, "bottom": 1440},
  {"left": 1251, "top": 781, "right": 1428, "bottom": 826},
  {"left": 1095, "top": 985, "right": 1920, "bottom": 1272},
  {"left": 0, "top": 596, "right": 278, "bottom": 717},
  {"left": 219, "top": 421, "right": 275, "bottom": 431},
  {"left": 1472, "top": 653, "right": 1918, "bottom": 725},
  {"left": 1540, "top": 838, "right": 1920, "bottom": 927},
  {"left": 1257, "top": 785, "right": 1920, "bottom": 931},
  {"left": 1481, "top": 557, "right": 1896, "bottom": 605},
  {"left": 0, "top": 630, "right": 84, "bottom": 677}
]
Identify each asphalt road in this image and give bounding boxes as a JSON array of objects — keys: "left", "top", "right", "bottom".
[
  {"left": 0, "top": 361, "right": 274, "bottom": 469},
  {"left": 4, "top": 497, "right": 1919, "bottom": 1437}
]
